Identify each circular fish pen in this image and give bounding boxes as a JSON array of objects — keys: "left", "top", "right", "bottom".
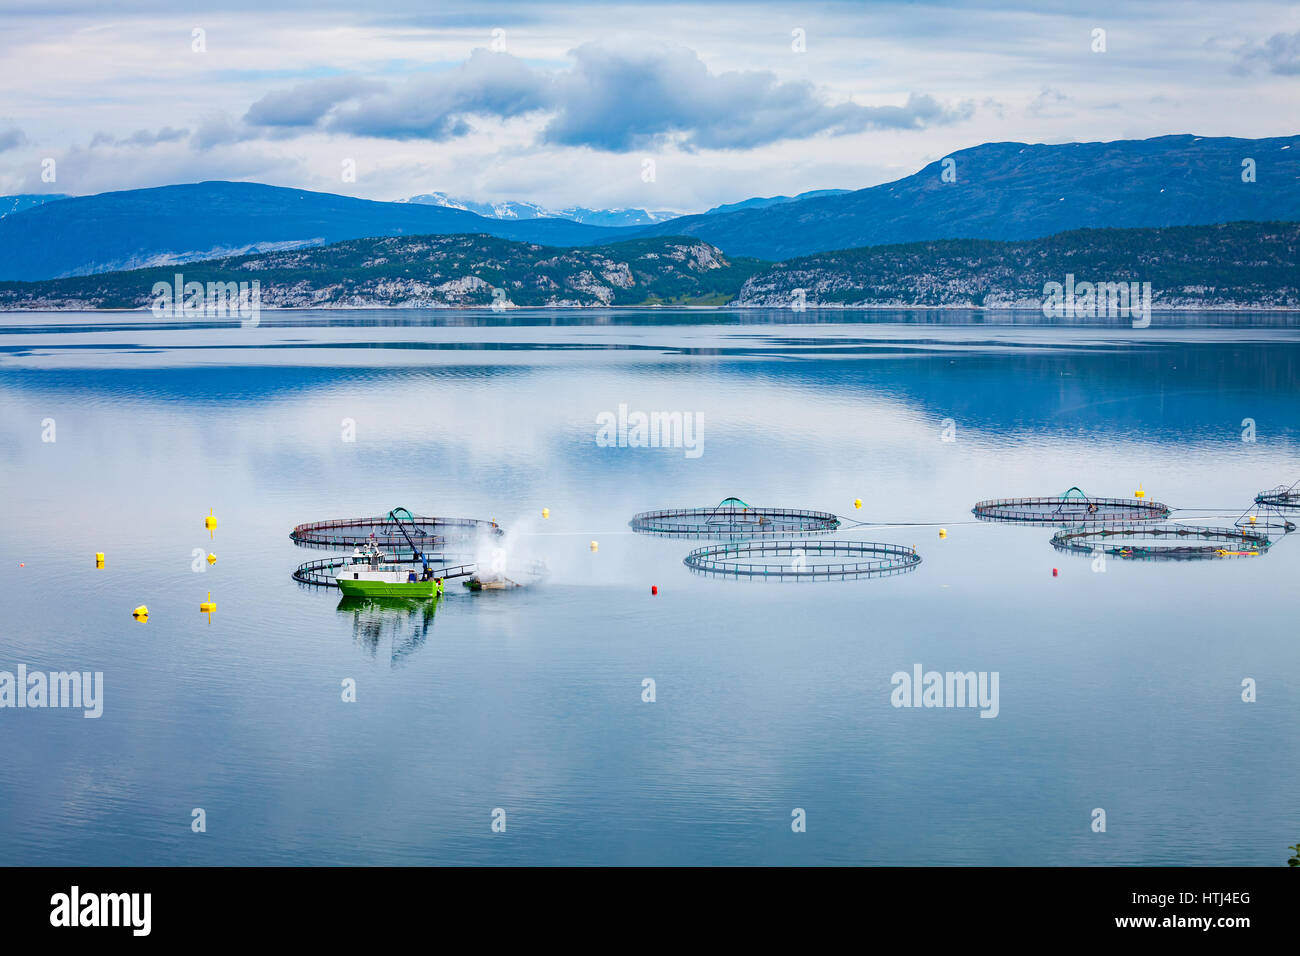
[
  {"left": 631, "top": 497, "right": 839, "bottom": 540},
  {"left": 290, "top": 507, "right": 494, "bottom": 588},
  {"left": 1050, "top": 524, "right": 1272, "bottom": 560},
  {"left": 290, "top": 508, "right": 503, "bottom": 551},
  {"left": 1255, "top": 482, "right": 1300, "bottom": 509},
  {"left": 1235, "top": 501, "right": 1297, "bottom": 534},
  {"left": 973, "top": 487, "right": 1170, "bottom": 526},
  {"left": 683, "top": 539, "right": 920, "bottom": 581}
]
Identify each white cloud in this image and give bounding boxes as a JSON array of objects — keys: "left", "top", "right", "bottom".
[{"left": 0, "top": 1, "right": 1296, "bottom": 209}]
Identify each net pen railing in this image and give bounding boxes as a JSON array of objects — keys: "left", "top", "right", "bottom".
[
  {"left": 290, "top": 515, "right": 502, "bottom": 550},
  {"left": 683, "top": 539, "right": 920, "bottom": 581},
  {"left": 972, "top": 495, "right": 1170, "bottom": 525},
  {"left": 631, "top": 505, "right": 840, "bottom": 539},
  {"left": 1255, "top": 483, "right": 1300, "bottom": 509},
  {"left": 1050, "top": 524, "right": 1272, "bottom": 560}
]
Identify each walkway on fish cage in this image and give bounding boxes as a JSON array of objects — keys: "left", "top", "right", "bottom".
[
  {"left": 632, "top": 497, "right": 839, "bottom": 539},
  {"left": 1050, "top": 524, "right": 1272, "bottom": 560},
  {"left": 290, "top": 508, "right": 502, "bottom": 551},
  {"left": 973, "top": 488, "right": 1170, "bottom": 526},
  {"left": 683, "top": 539, "right": 921, "bottom": 581}
]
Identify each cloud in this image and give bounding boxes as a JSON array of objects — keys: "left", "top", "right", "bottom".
[
  {"left": 88, "top": 127, "right": 190, "bottom": 148},
  {"left": 246, "top": 75, "right": 388, "bottom": 128},
  {"left": 1237, "top": 30, "right": 1300, "bottom": 75},
  {"left": 1026, "top": 87, "right": 1070, "bottom": 118},
  {"left": 10, "top": 139, "right": 303, "bottom": 195},
  {"left": 243, "top": 52, "right": 546, "bottom": 141},
  {"left": 328, "top": 51, "right": 547, "bottom": 140},
  {"left": 543, "top": 42, "right": 972, "bottom": 150},
  {"left": 0, "top": 127, "right": 27, "bottom": 152},
  {"left": 191, "top": 113, "right": 262, "bottom": 149},
  {"left": 240, "top": 43, "right": 972, "bottom": 151}
]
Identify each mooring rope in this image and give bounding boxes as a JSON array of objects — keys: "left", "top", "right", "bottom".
[{"left": 834, "top": 515, "right": 986, "bottom": 529}]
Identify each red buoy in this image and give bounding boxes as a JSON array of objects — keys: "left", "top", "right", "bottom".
[
  {"left": 1052, "top": 568, "right": 1058, "bottom": 577},
  {"left": 651, "top": 585, "right": 658, "bottom": 595}
]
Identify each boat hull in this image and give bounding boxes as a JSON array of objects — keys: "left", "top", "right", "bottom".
[{"left": 337, "top": 578, "right": 440, "bottom": 598}]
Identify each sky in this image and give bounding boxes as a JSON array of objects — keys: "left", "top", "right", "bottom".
[{"left": 0, "top": 0, "right": 1297, "bottom": 213}]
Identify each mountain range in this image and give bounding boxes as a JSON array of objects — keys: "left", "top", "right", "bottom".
[
  {"left": 2, "top": 221, "right": 1294, "bottom": 311},
  {"left": 400, "top": 192, "right": 677, "bottom": 227},
  {"left": 0, "top": 183, "right": 624, "bottom": 281},
  {"left": 0, "top": 194, "right": 70, "bottom": 218},
  {"left": 0, "top": 133, "right": 1297, "bottom": 283},
  {"left": 701, "top": 188, "right": 850, "bottom": 216},
  {"left": 734, "top": 221, "right": 1300, "bottom": 309},
  {"left": 632, "top": 134, "right": 1300, "bottom": 258},
  {"left": 0, "top": 235, "right": 759, "bottom": 309}
]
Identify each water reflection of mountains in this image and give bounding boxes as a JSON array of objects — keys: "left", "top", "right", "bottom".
[
  {"left": 762, "top": 344, "right": 1300, "bottom": 438},
  {"left": 6, "top": 307, "right": 1300, "bottom": 334},
  {"left": 337, "top": 596, "right": 437, "bottom": 666},
  {"left": 2, "top": 328, "right": 1297, "bottom": 442}
]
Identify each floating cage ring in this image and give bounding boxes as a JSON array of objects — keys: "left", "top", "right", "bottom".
[
  {"left": 1050, "top": 524, "right": 1273, "bottom": 560},
  {"left": 972, "top": 490, "right": 1170, "bottom": 526},
  {"left": 1255, "top": 485, "right": 1300, "bottom": 509},
  {"left": 293, "top": 554, "right": 478, "bottom": 587},
  {"left": 683, "top": 539, "right": 921, "bottom": 581},
  {"left": 631, "top": 497, "right": 840, "bottom": 539},
  {"left": 291, "top": 507, "right": 503, "bottom": 551},
  {"left": 1235, "top": 506, "right": 1297, "bottom": 534}
]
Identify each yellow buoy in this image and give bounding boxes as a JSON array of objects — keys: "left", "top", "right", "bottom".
[
  {"left": 132, "top": 605, "right": 149, "bottom": 621},
  {"left": 95, "top": 552, "right": 105, "bottom": 568},
  {"left": 1248, "top": 515, "right": 1257, "bottom": 524},
  {"left": 1134, "top": 484, "right": 1145, "bottom": 499},
  {"left": 589, "top": 540, "right": 598, "bottom": 552},
  {"left": 541, "top": 508, "right": 550, "bottom": 519},
  {"left": 939, "top": 528, "right": 947, "bottom": 538},
  {"left": 853, "top": 498, "right": 862, "bottom": 510},
  {"left": 200, "top": 592, "right": 216, "bottom": 619},
  {"left": 206, "top": 552, "right": 217, "bottom": 565},
  {"left": 204, "top": 509, "right": 218, "bottom": 538}
]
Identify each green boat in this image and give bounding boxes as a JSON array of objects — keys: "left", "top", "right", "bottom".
[{"left": 335, "top": 542, "right": 444, "bottom": 600}]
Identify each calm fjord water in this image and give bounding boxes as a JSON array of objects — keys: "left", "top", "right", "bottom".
[{"left": 1, "top": 309, "right": 1297, "bottom": 865}]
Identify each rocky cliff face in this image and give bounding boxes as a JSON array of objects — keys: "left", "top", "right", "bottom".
[
  {"left": 734, "top": 222, "right": 1300, "bottom": 310},
  {"left": 0, "top": 234, "right": 761, "bottom": 310},
  {"left": 2, "top": 222, "right": 1297, "bottom": 311}
]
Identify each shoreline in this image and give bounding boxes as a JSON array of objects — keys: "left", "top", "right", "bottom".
[{"left": 3, "top": 303, "right": 1300, "bottom": 314}]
